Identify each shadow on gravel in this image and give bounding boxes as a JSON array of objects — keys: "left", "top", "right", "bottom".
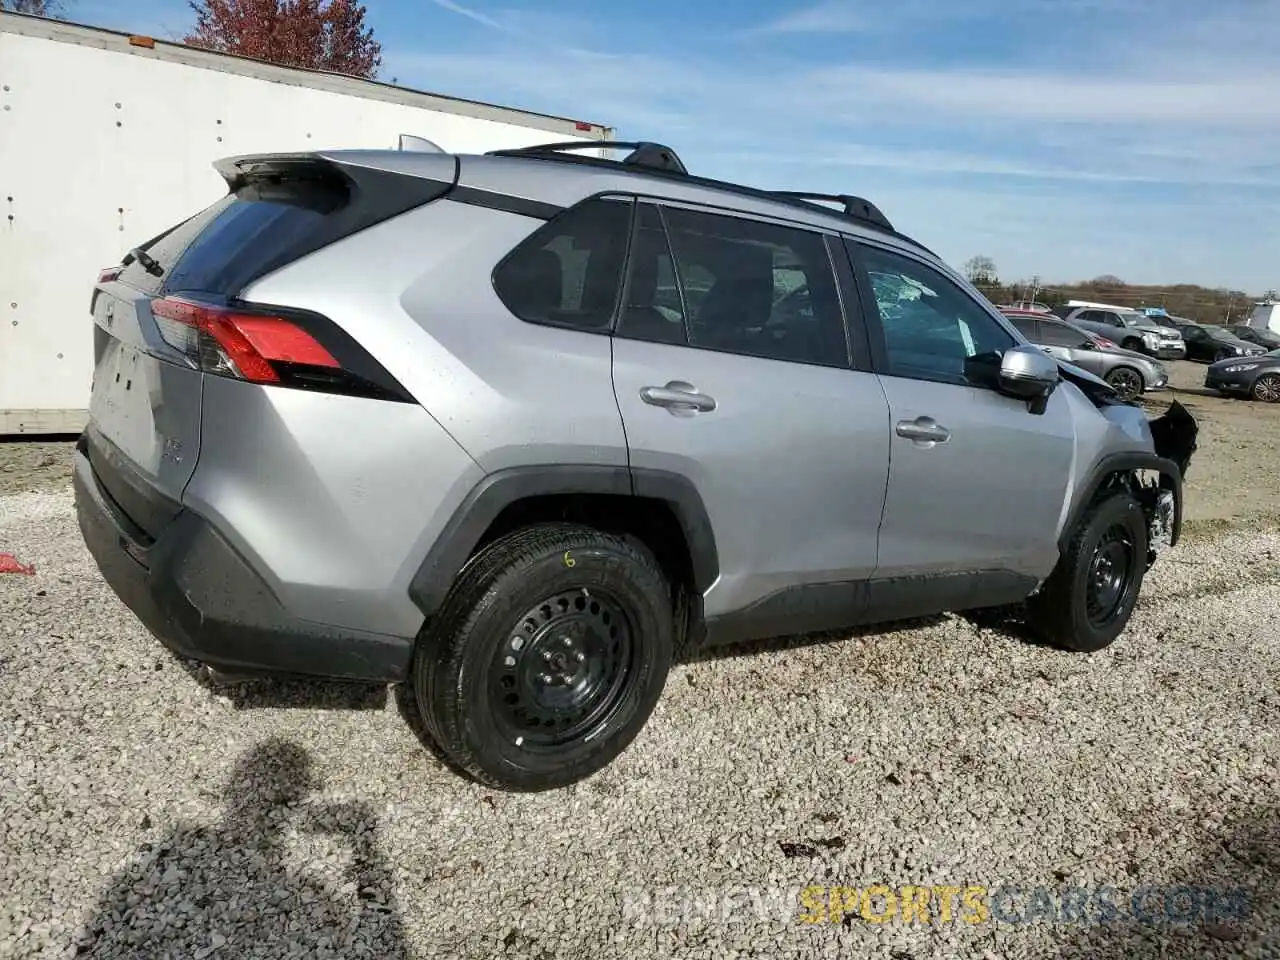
[
  {"left": 681, "top": 614, "right": 949, "bottom": 664},
  {"left": 392, "top": 682, "right": 470, "bottom": 782},
  {"left": 170, "top": 655, "right": 391, "bottom": 711},
  {"left": 73, "top": 739, "right": 410, "bottom": 959},
  {"left": 1040, "top": 804, "right": 1278, "bottom": 960},
  {"left": 682, "top": 609, "right": 1047, "bottom": 665}
]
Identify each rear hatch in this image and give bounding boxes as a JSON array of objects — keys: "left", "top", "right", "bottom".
[{"left": 86, "top": 153, "right": 457, "bottom": 537}]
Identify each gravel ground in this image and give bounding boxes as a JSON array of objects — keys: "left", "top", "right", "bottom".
[{"left": 2, "top": 373, "right": 1279, "bottom": 960}]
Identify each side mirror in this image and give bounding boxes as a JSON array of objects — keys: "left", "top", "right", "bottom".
[{"left": 998, "top": 344, "right": 1060, "bottom": 413}]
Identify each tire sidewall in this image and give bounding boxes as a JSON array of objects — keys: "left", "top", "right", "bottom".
[
  {"left": 1064, "top": 495, "right": 1148, "bottom": 652},
  {"left": 445, "top": 540, "right": 673, "bottom": 789}
]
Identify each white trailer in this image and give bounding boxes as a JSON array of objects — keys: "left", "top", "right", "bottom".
[
  {"left": 0, "top": 12, "right": 612, "bottom": 435},
  {"left": 1245, "top": 301, "right": 1280, "bottom": 334}
]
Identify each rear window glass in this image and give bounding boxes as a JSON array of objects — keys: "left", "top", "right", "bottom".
[
  {"left": 118, "top": 180, "right": 350, "bottom": 298},
  {"left": 117, "top": 198, "right": 233, "bottom": 295}
]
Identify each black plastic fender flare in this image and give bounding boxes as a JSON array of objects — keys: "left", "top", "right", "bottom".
[
  {"left": 1059, "top": 452, "right": 1185, "bottom": 552},
  {"left": 407, "top": 465, "right": 719, "bottom": 618}
]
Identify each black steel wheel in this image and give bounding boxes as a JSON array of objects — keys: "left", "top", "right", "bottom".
[
  {"left": 413, "top": 523, "right": 674, "bottom": 791},
  {"left": 1103, "top": 366, "right": 1144, "bottom": 401},
  {"left": 1026, "top": 491, "right": 1148, "bottom": 652},
  {"left": 1252, "top": 373, "right": 1280, "bottom": 403},
  {"left": 1084, "top": 524, "right": 1139, "bottom": 630},
  {"left": 489, "top": 588, "right": 635, "bottom": 748}
]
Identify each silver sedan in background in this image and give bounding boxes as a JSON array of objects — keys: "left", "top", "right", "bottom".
[{"left": 1000, "top": 309, "right": 1168, "bottom": 402}]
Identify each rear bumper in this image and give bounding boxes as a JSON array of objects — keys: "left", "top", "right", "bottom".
[
  {"left": 73, "top": 440, "right": 413, "bottom": 683},
  {"left": 1153, "top": 344, "right": 1185, "bottom": 360}
]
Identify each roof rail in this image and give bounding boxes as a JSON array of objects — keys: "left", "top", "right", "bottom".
[
  {"left": 485, "top": 138, "right": 917, "bottom": 245},
  {"left": 488, "top": 140, "right": 688, "bottom": 174},
  {"left": 767, "top": 192, "right": 894, "bottom": 232}
]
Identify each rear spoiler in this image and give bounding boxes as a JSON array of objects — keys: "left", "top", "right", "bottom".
[{"left": 212, "top": 150, "right": 460, "bottom": 196}]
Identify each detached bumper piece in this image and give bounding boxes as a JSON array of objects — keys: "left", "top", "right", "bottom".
[{"left": 73, "top": 445, "right": 413, "bottom": 683}]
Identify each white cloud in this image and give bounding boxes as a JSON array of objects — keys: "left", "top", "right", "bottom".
[
  {"left": 741, "top": 2, "right": 867, "bottom": 36},
  {"left": 389, "top": 0, "right": 1280, "bottom": 288}
]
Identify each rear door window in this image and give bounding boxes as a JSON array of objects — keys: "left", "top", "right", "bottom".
[
  {"left": 1039, "top": 320, "right": 1091, "bottom": 348},
  {"left": 1003, "top": 315, "right": 1040, "bottom": 339},
  {"left": 616, "top": 203, "right": 850, "bottom": 368}
]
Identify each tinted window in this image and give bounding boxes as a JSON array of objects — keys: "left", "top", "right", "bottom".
[
  {"left": 117, "top": 198, "right": 235, "bottom": 295},
  {"left": 1039, "top": 320, "right": 1092, "bottom": 348},
  {"left": 120, "top": 175, "right": 417, "bottom": 298},
  {"left": 618, "top": 204, "right": 850, "bottom": 367},
  {"left": 616, "top": 204, "right": 687, "bottom": 345},
  {"left": 858, "top": 244, "right": 1015, "bottom": 386},
  {"left": 1003, "top": 314, "right": 1039, "bottom": 339},
  {"left": 494, "top": 198, "right": 631, "bottom": 331}
]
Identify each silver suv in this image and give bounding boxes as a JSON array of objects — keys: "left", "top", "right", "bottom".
[
  {"left": 74, "top": 141, "right": 1199, "bottom": 791},
  {"left": 1058, "top": 306, "right": 1186, "bottom": 360}
]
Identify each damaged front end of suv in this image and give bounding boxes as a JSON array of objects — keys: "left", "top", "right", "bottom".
[{"left": 1058, "top": 362, "right": 1199, "bottom": 569}]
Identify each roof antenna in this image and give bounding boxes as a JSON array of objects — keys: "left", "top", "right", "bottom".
[{"left": 397, "top": 134, "right": 444, "bottom": 152}]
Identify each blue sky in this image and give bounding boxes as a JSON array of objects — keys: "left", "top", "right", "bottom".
[{"left": 72, "top": 0, "right": 1280, "bottom": 291}]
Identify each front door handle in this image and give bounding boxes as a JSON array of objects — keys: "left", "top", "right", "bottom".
[
  {"left": 895, "top": 416, "right": 951, "bottom": 444},
  {"left": 640, "top": 381, "right": 717, "bottom": 414}
]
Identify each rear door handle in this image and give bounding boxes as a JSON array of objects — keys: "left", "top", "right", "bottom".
[
  {"left": 640, "top": 381, "right": 717, "bottom": 413},
  {"left": 895, "top": 416, "right": 950, "bottom": 444}
]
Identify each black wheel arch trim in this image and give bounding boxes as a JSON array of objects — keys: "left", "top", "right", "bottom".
[
  {"left": 407, "top": 465, "right": 719, "bottom": 618},
  {"left": 1059, "top": 452, "right": 1184, "bottom": 552}
]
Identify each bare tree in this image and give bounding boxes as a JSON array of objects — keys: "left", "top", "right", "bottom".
[
  {"left": 0, "top": 0, "right": 71, "bottom": 15},
  {"left": 964, "top": 255, "right": 998, "bottom": 285}
]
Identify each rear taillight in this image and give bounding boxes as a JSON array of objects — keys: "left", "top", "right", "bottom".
[
  {"left": 150, "top": 296, "right": 411, "bottom": 402},
  {"left": 1095, "top": 337, "right": 1118, "bottom": 349}
]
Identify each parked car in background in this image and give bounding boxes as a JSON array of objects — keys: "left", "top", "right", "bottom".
[
  {"left": 1056, "top": 306, "right": 1186, "bottom": 360},
  {"left": 1204, "top": 350, "right": 1280, "bottom": 402},
  {"left": 1169, "top": 321, "right": 1267, "bottom": 363},
  {"left": 1001, "top": 309, "right": 1168, "bottom": 401},
  {"left": 1226, "top": 324, "right": 1280, "bottom": 351}
]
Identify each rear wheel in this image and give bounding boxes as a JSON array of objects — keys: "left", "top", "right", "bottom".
[
  {"left": 413, "top": 523, "right": 674, "bottom": 791},
  {"left": 1103, "top": 366, "right": 1144, "bottom": 401},
  {"left": 1252, "top": 374, "right": 1280, "bottom": 403},
  {"left": 1025, "top": 491, "right": 1148, "bottom": 652}
]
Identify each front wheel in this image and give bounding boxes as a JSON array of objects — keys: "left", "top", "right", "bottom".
[
  {"left": 413, "top": 523, "right": 674, "bottom": 791},
  {"left": 1103, "top": 366, "right": 1144, "bottom": 401},
  {"left": 1121, "top": 338, "right": 1146, "bottom": 354},
  {"left": 1025, "top": 492, "right": 1148, "bottom": 652},
  {"left": 1252, "top": 373, "right": 1280, "bottom": 403}
]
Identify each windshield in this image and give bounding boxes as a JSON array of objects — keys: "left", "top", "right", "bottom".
[
  {"left": 1201, "top": 325, "right": 1232, "bottom": 337},
  {"left": 1118, "top": 311, "right": 1148, "bottom": 326}
]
